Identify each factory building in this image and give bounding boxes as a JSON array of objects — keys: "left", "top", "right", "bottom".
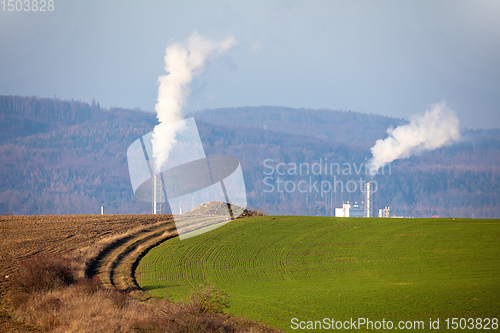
[
  {"left": 334, "top": 181, "right": 391, "bottom": 218},
  {"left": 335, "top": 202, "right": 365, "bottom": 217},
  {"left": 379, "top": 207, "right": 391, "bottom": 217}
]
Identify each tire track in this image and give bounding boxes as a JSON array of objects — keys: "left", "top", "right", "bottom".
[
  {"left": 85, "top": 216, "right": 224, "bottom": 292},
  {"left": 85, "top": 219, "right": 178, "bottom": 291}
]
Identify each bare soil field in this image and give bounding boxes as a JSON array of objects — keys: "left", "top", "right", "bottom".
[{"left": 0, "top": 214, "right": 171, "bottom": 332}]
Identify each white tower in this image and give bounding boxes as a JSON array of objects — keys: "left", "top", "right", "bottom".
[
  {"left": 152, "top": 175, "right": 163, "bottom": 214},
  {"left": 364, "top": 182, "right": 373, "bottom": 217}
]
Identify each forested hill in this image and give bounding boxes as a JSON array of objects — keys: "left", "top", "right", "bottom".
[
  {"left": 1, "top": 95, "right": 498, "bottom": 218},
  {"left": 0, "top": 96, "right": 95, "bottom": 141},
  {"left": 190, "top": 106, "right": 406, "bottom": 149}
]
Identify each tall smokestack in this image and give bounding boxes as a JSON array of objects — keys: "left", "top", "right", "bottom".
[
  {"left": 364, "top": 182, "right": 373, "bottom": 218},
  {"left": 152, "top": 174, "right": 162, "bottom": 214}
]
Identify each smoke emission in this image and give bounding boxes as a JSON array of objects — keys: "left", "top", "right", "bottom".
[
  {"left": 369, "top": 101, "right": 460, "bottom": 174},
  {"left": 152, "top": 32, "right": 237, "bottom": 173}
]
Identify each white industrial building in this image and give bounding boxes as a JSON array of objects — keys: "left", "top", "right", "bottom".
[
  {"left": 335, "top": 202, "right": 392, "bottom": 218},
  {"left": 379, "top": 207, "right": 391, "bottom": 217},
  {"left": 335, "top": 202, "right": 365, "bottom": 217},
  {"left": 335, "top": 181, "right": 374, "bottom": 218},
  {"left": 334, "top": 181, "right": 392, "bottom": 218}
]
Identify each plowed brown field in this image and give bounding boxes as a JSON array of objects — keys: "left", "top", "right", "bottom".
[{"left": 0, "top": 214, "right": 170, "bottom": 332}]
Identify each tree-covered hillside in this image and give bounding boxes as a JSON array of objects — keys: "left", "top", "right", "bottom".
[{"left": 1, "top": 95, "right": 498, "bottom": 217}]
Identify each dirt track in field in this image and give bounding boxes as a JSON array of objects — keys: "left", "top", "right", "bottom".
[
  {"left": 84, "top": 213, "right": 230, "bottom": 293},
  {"left": 85, "top": 219, "right": 177, "bottom": 292},
  {"left": 0, "top": 214, "right": 173, "bottom": 332}
]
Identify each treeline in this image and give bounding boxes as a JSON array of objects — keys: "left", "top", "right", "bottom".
[
  {"left": 0, "top": 95, "right": 498, "bottom": 218},
  {"left": 0, "top": 95, "right": 97, "bottom": 124},
  {"left": 0, "top": 95, "right": 100, "bottom": 142},
  {"left": 191, "top": 106, "right": 406, "bottom": 149}
]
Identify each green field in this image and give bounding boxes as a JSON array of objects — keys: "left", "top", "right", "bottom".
[{"left": 136, "top": 217, "right": 500, "bottom": 332}]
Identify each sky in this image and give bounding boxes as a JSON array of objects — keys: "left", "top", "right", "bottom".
[{"left": 1, "top": 0, "right": 499, "bottom": 129}]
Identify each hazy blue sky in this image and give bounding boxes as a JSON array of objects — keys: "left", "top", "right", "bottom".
[{"left": 1, "top": 0, "right": 499, "bottom": 128}]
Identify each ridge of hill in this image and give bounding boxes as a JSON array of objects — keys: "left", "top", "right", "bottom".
[{"left": 190, "top": 106, "right": 405, "bottom": 149}]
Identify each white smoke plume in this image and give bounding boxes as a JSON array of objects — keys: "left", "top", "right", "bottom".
[
  {"left": 368, "top": 101, "right": 460, "bottom": 174},
  {"left": 152, "top": 32, "right": 237, "bottom": 172}
]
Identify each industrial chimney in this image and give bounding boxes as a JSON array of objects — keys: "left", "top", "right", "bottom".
[
  {"left": 364, "top": 182, "right": 373, "bottom": 218},
  {"left": 152, "top": 174, "right": 163, "bottom": 214}
]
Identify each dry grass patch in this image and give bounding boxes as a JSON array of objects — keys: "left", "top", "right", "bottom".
[{"left": 9, "top": 272, "right": 263, "bottom": 332}]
